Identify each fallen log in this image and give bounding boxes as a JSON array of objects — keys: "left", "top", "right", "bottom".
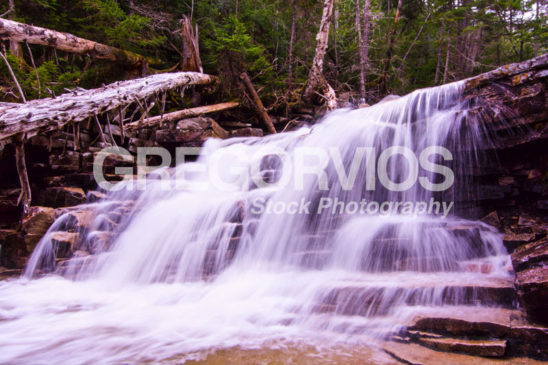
[
  {"left": 125, "top": 101, "right": 239, "bottom": 132},
  {"left": 0, "top": 18, "right": 157, "bottom": 68},
  {"left": 0, "top": 72, "right": 218, "bottom": 141},
  {"left": 239, "top": 72, "right": 277, "bottom": 134}
]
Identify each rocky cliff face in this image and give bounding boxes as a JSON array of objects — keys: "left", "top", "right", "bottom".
[{"left": 462, "top": 54, "right": 548, "bottom": 327}]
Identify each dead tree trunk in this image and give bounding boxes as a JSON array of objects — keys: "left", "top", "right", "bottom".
[
  {"left": 180, "top": 16, "right": 202, "bottom": 72},
  {"left": 3, "top": 0, "right": 22, "bottom": 61},
  {"left": 125, "top": 102, "right": 239, "bottom": 132},
  {"left": 356, "top": 0, "right": 366, "bottom": 100},
  {"left": 0, "top": 72, "right": 218, "bottom": 141},
  {"left": 240, "top": 72, "right": 277, "bottom": 134},
  {"left": 362, "top": 0, "right": 371, "bottom": 97},
  {"left": 0, "top": 18, "right": 156, "bottom": 69},
  {"left": 302, "top": 0, "right": 335, "bottom": 104},
  {"left": 14, "top": 134, "right": 31, "bottom": 214}
]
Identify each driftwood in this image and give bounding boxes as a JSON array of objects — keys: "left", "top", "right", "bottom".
[
  {"left": 125, "top": 102, "right": 239, "bottom": 132},
  {"left": 0, "top": 72, "right": 217, "bottom": 141},
  {"left": 0, "top": 18, "right": 156, "bottom": 68},
  {"left": 239, "top": 72, "right": 277, "bottom": 134}
]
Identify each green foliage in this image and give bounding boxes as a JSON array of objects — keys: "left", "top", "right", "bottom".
[
  {"left": 204, "top": 16, "right": 271, "bottom": 74},
  {"left": 1, "top": 0, "right": 547, "bottom": 104}
]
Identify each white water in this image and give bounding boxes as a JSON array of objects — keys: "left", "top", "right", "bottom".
[{"left": 0, "top": 81, "right": 512, "bottom": 364}]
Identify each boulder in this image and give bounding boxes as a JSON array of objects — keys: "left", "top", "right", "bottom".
[
  {"left": 48, "top": 151, "right": 80, "bottom": 172},
  {"left": 515, "top": 266, "right": 548, "bottom": 325},
  {"left": 38, "top": 187, "right": 86, "bottom": 208},
  {"left": 50, "top": 232, "right": 80, "bottom": 258},
  {"left": 511, "top": 237, "right": 548, "bottom": 324},
  {"left": 0, "top": 229, "right": 23, "bottom": 267},
  {"left": 21, "top": 206, "right": 55, "bottom": 252},
  {"left": 480, "top": 211, "right": 501, "bottom": 230},
  {"left": 230, "top": 127, "right": 263, "bottom": 137}
]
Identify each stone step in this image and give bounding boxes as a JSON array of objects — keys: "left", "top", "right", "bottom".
[
  {"left": 378, "top": 340, "right": 545, "bottom": 365},
  {"left": 314, "top": 274, "right": 516, "bottom": 317},
  {"left": 406, "top": 305, "right": 548, "bottom": 359},
  {"left": 416, "top": 336, "right": 507, "bottom": 357}
]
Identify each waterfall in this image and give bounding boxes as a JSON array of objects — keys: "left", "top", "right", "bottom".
[{"left": 0, "top": 80, "right": 512, "bottom": 364}]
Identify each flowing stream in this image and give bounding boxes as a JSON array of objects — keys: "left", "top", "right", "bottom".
[{"left": 0, "top": 81, "right": 512, "bottom": 364}]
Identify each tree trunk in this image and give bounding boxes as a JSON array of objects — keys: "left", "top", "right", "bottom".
[
  {"left": 3, "top": 0, "right": 22, "bottom": 60},
  {"left": 0, "top": 72, "right": 218, "bottom": 141},
  {"left": 125, "top": 102, "right": 239, "bottom": 132},
  {"left": 356, "top": 0, "right": 366, "bottom": 100},
  {"left": 287, "top": 0, "right": 297, "bottom": 89},
  {"left": 0, "top": 18, "right": 156, "bottom": 68},
  {"left": 15, "top": 135, "right": 31, "bottom": 215},
  {"left": 443, "top": 43, "right": 450, "bottom": 84},
  {"left": 302, "top": 0, "right": 335, "bottom": 103},
  {"left": 434, "top": 21, "right": 445, "bottom": 85},
  {"left": 180, "top": 16, "right": 202, "bottom": 72},
  {"left": 362, "top": 0, "right": 371, "bottom": 92},
  {"left": 240, "top": 72, "right": 277, "bottom": 134},
  {"left": 465, "top": 27, "right": 482, "bottom": 75},
  {"left": 332, "top": 6, "right": 340, "bottom": 81}
]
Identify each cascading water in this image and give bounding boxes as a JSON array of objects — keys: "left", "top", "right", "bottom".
[{"left": 0, "top": 80, "right": 512, "bottom": 364}]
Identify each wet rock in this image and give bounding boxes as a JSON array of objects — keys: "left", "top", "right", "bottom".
[
  {"left": 86, "top": 191, "right": 107, "bottom": 203},
  {"left": 230, "top": 127, "right": 264, "bottom": 137},
  {"left": 87, "top": 231, "right": 114, "bottom": 253},
  {"left": 156, "top": 128, "right": 206, "bottom": 143},
  {"left": 55, "top": 206, "right": 97, "bottom": 232},
  {"left": 503, "top": 231, "right": 537, "bottom": 252},
  {"left": 0, "top": 229, "right": 23, "bottom": 268},
  {"left": 155, "top": 117, "right": 228, "bottom": 144},
  {"left": 515, "top": 266, "right": 548, "bottom": 325},
  {"left": 38, "top": 187, "right": 86, "bottom": 208},
  {"left": 511, "top": 237, "right": 548, "bottom": 324},
  {"left": 50, "top": 232, "right": 80, "bottom": 258},
  {"left": 379, "top": 340, "right": 539, "bottom": 365},
  {"left": 0, "top": 189, "right": 20, "bottom": 226},
  {"left": 408, "top": 306, "right": 548, "bottom": 358},
  {"left": 49, "top": 151, "right": 80, "bottom": 172},
  {"left": 21, "top": 206, "right": 55, "bottom": 252},
  {"left": 417, "top": 337, "right": 507, "bottom": 357},
  {"left": 480, "top": 211, "right": 501, "bottom": 230}
]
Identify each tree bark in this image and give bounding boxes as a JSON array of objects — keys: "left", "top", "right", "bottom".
[
  {"left": 443, "top": 43, "right": 450, "bottom": 84},
  {"left": 362, "top": 0, "right": 371, "bottom": 95},
  {"left": 125, "top": 102, "right": 239, "bottom": 132},
  {"left": 180, "top": 16, "right": 202, "bottom": 72},
  {"left": 0, "top": 72, "right": 218, "bottom": 141},
  {"left": 287, "top": 0, "right": 297, "bottom": 89},
  {"left": 302, "top": 0, "right": 335, "bottom": 103},
  {"left": 0, "top": 48, "right": 26, "bottom": 102},
  {"left": 240, "top": 72, "right": 277, "bottom": 134},
  {"left": 465, "top": 27, "right": 482, "bottom": 75},
  {"left": 356, "top": 0, "right": 366, "bottom": 100},
  {"left": 0, "top": 18, "right": 156, "bottom": 68},
  {"left": 434, "top": 21, "right": 445, "bottom": 85},
  {"left": 15, "top": 134, "right": 31, "bottom": 215}
]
